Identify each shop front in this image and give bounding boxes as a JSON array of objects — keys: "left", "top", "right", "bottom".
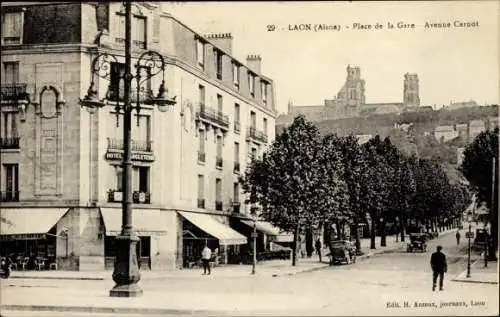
[
  {"left": 179, "top": 211, "right": 247, "bottom": 268},
  {"left": 0, "top": 208, "right": 69, "bottom": 271},
  {"left": 100, "top": 208, "right": 172, "bottom": 270}
]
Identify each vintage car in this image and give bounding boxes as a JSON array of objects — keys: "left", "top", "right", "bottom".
[
  {"left": 327, "top": 240, "right": 356, "bottom": 265},
  {"left": 472, "top": 229, "right": 489, "bottom": 250},
  {"left": 407, "top": 233, "right": 428, "bottom": 252}
]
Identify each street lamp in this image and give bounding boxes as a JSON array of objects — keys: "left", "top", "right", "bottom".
[
  {"left": 395, "top": 216, "right": 399, "bottom": 243},
  {"left": 79, "top": 2, "right": 176, "bottom": 297},
  {"left": 250, "top": 206, "right": 258, "bottom": 275},
  {"left": 466, "top": 212, "right": 473, "bottom": 278}
]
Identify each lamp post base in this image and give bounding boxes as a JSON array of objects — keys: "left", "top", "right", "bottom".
[
  {"left": 109, "top": 234, "right": 143, "bottom": 297},
  {"left": 110, "top": 283, "right": 144, "bottom": 297}
]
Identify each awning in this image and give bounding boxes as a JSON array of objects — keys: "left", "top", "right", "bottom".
[
  {"left": 275, "top": 234, "right": 294, "bottom": 243},
  {"left": 240, "top": 219, "right": 281, "bottom": 236},
  {"left": 0, "top": 208, "right": 69, "bottom": 239},
  {"left": 179, "top": 211, "right": 247, "bottom": 245},
  {"left": 100, "top": 208, "right": 168, "bottom": 236}
]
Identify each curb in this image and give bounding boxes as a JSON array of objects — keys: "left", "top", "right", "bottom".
[
  {"left": 10, "top": 276, "right": 104, "bottom": 281},
  {"left": 0, "top": 304, "right": 223, "bottom": 316},
  {"left": 281, "top": 242, "right": 406, "bottom": 277},
  {"left": 451, "top": 256, "right": 499, "bottom": 285}
]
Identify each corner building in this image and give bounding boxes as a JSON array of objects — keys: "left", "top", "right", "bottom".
[{"left": 0, "top": 2, "right": 277, "bottom": 271}]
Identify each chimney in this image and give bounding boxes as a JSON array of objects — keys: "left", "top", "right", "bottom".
[
  {"left": 246, "top": 55, "right": 262, "bottom": 74},
  {"left": 205, "top": 33, "right": 233, "bottom": 54}
]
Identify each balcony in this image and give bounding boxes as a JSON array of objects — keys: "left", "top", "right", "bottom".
[
  {"left": 1, "top": 84, "right": 29, "bottom": 103},
  {"left": 233, "top": 162, "right": 240, "bottom": 174},
  {"left": 0, "top": 137, "right": 20, "bottom": 149},
  {"left": 107, "top": 138, "right": 152, "bottom": 152},
  {"left": 215, "top": 200, "right": 223, "bottom": 211},
  {"left": 246, "top": 127, "right": 268, "bottom": 144},
  {"left": 0, "top": 191, "right": 19, "bottom": 202},
  {"left": 234, "top": 121, "right": 241, "bottom": 133},
  {"left": 216, "top": 156, "right": 223, "bottom": 169},
  {"left": 198, "top": 151, "right": 206, "bottom": 163},
  {"left": 197, "top": 198, "right": 205, "bottom": 209},
  {"left": 107, "top": 190, "right": 151, "bottom": 204},
  {"left": 232, "top": 202, "right": 241, "bottom": 213},
  {"left": 195, "top": 104, "right": 230, "bottom": 130}
]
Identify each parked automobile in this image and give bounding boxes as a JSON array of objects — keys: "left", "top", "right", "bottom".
[
  {"left": 407, "top": 233, "right": 427, "bottom": 252},
  {"left": 472, "top": 229, "right": 488, "bottom": 250},
  {"left": 327, "top": 240, "right": 356, "bottom": 265}
]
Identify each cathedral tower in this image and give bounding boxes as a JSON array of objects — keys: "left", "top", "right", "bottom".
[{"left": 404, "top": 73, "right": 420, "bottom": 107}]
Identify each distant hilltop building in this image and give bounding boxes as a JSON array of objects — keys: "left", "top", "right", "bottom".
[{"left": 279, "top": 65, "right": 422, "bottom": 125}]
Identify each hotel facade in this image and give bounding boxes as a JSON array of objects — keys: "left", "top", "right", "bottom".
[{"left": 0, "top": 2, "right": 279, "bottom": 271}]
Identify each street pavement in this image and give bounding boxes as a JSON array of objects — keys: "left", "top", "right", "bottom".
[{"left": 1, "top": 226, "right": 497, "bottom": 316}]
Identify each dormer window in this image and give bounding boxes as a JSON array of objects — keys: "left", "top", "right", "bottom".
[
  {"left": 261, "top": 81, "right": 267, "bottom": 104},
  {"left": 214, "top": 49, "right": 223, "bottom": 80},
  {"left": 248, "top": 72, "right": 255, "bottom": 97},
  {"left": 1, "top": 10, "right": 24, "bottom": 45},
  {"left": 196, "top": 38, "right": 205, "bottom": 69},
  {"left": 232, "top": 63, "right": 240, "bottom": 89}
]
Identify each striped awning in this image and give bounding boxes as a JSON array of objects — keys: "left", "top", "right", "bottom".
[
  {"left": 100, "top": 208, "right": 168, "bottom": 236},
  {"left": 179, "top": 211, "right": 247, "bottom": 245},
  {"left": 240, "top": 219, "right": 281, "bottom": 236},
  {"left": 0, "top": 208, "right": 69, "bottom": 239}
]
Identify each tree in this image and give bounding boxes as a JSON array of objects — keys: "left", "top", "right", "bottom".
[
  {"left": 360, "top": 136, "right": 393, "bottom": 249},
  {"left": 460, "top": 127, "right": 499, "bottom": 261},
  {"left": 317, "top": 134, "right": 351, "bottom": 255},
  {"left": 337, "top": 135, "right": 366, "bottom": 254},
  {"left": 241, "top": 115, "right": 328, "bottom": 266}
]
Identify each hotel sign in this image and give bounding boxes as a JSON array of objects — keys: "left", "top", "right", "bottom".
[{"left": 105, "top": 151, "right": 155, "bottom": 162}]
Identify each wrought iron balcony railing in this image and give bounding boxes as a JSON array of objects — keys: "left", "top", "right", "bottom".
[
  {"left": 198, "top": 151, "right": 206, "bottom": 163},
  {"left": 1, "top": 84, "right": 29, "bottom": 102},
  {"left": 197, "top": 198, "right": 205, "bottom": 209},
  {"left": 107, "top": 190, "right": 151, "bottom": 204},
  {"left": 0, "top": 137, "right": 20, "bottom": 149},
  {"left": 195, "top": 103, "right": 230, "bottom": 129},
  {"left": 246, "top": 127, "right": 268, "bottom": 143},
  {"left": 215, "top": 200, "right": 223, "bottom": 211},
  {"left": 0, "top": 191, "right": 19, "bottom": 202},
  {"left": 107, "top": 138, "right": 152, "bottom": 152},
  {"left": 233, "top": 162, "right": 240, "bottom": 173},
  {"left": 216, "top": 156, "right": 223, "bottom": 168}
]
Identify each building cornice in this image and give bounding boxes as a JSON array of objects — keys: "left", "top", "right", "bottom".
[{"left": 0, "top": 43, "right": 97, "bottom": 55}]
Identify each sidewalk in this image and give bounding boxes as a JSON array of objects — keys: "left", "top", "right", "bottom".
[
  {"left": 9, "top": 228, "right": 457, "bottom": 281},
  {"left": 452, "top": 257, "right": 499, "bottom": 285}
]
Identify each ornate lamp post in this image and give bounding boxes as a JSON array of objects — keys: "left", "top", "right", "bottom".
[
  {"left": 79, "top": 2, "right": 176, "bottom": 297},
  {"left": 466, "top": 212, "right": 473, "bottom": 278},
  {"left": 250, "top": 206, "right": 258, "bottom": 275}
]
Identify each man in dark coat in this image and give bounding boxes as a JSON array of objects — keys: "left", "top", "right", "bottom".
[{"left": 430, "top": 245, "right": 447, "bottom": 291}]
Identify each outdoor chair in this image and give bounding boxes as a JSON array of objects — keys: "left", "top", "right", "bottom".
[{"left": 20, "top": 257, "right": 29, "bottom": 270}]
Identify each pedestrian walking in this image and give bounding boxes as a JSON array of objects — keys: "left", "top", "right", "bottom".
[
  {"left": 430, "top": 245, "right": 447, "bottom": 291},
  {"left": 315, "top": 238, "right": 322, "bottom": 262},
  {"left": 201, "top": 245, "right": 212, "bottom": 275},
  {"left": 455, "top": 229, "right": 461, "bottom": 245}
]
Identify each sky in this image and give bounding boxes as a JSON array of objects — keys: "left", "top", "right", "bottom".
[{"left": 162, "top": 1, "right": 499, "bottom": 114}]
